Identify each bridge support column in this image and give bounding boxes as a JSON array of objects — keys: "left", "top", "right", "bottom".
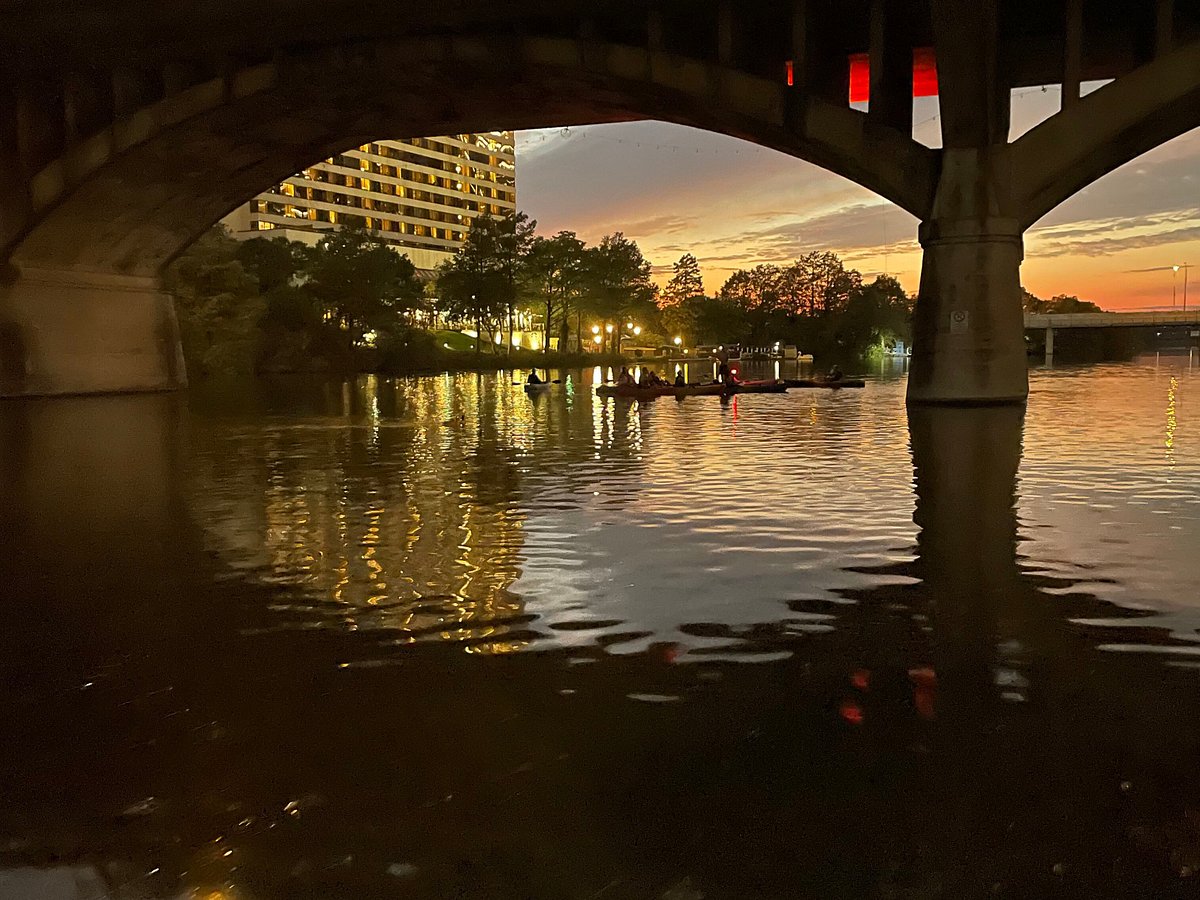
[
  {"left": 908, "top": 210, "right": 1028, "bottom": 404},
  {"left": 1044, "top": 326, "right": 1054, "bottom": 364},
  {"left": 908, "top": 1, "right": 1028, "bottom": 405},
  {"left": 0, "top": 268, "right": 186, "bottom": 397}
]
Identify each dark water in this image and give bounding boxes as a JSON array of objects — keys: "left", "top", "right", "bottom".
[{"left": 1, "top": 357, "right": 1199, "bottom": 899}]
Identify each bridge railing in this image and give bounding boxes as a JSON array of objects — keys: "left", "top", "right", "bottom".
[{"left": 1025, "top": 311, "right": 1200, "bottom": 329}]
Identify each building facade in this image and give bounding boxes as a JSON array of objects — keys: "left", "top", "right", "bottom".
[{"left": 223, "top": 132, "right": 516, "bottom": 273}]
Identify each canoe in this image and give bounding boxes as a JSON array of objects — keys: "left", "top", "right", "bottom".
[
  {"left": 523, "top": 382, "right": 552, "bottom": 394},
  {"left": 784, "top": 378, "right": 866, "bottom": 389},
  {"left": 727, "top": 379, "right": 788, "bottom": 394},
  {"left": 596, "top": 384, "right": 675, "bottom": 399},
  {"left": 673, "top": 383, "right": 726, "bottom": 397}
]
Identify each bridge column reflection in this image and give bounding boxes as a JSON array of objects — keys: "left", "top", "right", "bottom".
[
  {"left": 909, "top": 403, "right": 1027, "bottom": 719},
  {"left": 0, "top": 394, "right": 194, "bottom": 676}
]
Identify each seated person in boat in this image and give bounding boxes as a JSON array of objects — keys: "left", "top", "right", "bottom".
[
  {"left": 643, "top": 370, "right": 668, "bottom": 387},
  {"left": 616, "top": 366, "right": 635, "bottom": 386},
  {"left": 674, "top": 371, "right": 686, "bottom": 387},
  {"left": 526, "top": 370, "right": 543, "bottom": 385},
  {"left": 826, "top": 364, "right": 844, "bottom": 382}
]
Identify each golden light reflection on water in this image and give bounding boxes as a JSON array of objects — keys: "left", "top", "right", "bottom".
[
  {"left": 187, "top": 359, "right": 1200, "bottom": 661},
  {"left": 192, "top": 373, "right": 532, "bottom": 653},
  {"left": 1167, "top": 375, "right": 1178, "bottom": 466}
]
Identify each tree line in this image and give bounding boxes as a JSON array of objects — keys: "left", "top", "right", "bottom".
[{"left": 166, "top": 209, "right": 1103, "bottom": 379}]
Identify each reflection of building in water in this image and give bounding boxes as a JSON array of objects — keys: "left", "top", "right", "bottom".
[{"left": 190, "top": 375, "right": 530, "bottom": 652}]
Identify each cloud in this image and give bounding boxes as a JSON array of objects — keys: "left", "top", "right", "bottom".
[
  {"left": 1029, "top": 209, "right": 1200, "bottom": 258},
  {"left": 517, "top": 118, "right": 1200, "bottom": 302}
]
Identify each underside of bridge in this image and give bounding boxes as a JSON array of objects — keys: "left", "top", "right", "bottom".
[{"left": 1, "top": 0, "right": 1198, "bottom": 401}]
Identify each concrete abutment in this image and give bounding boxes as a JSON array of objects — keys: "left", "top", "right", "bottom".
[{"left": 0, "top": 269, "right": 186, "bottom": 397}]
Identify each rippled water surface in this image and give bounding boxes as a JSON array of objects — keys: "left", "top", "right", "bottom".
[{"left": 2, "top": 357, "right": 1199, "bottom": 898}]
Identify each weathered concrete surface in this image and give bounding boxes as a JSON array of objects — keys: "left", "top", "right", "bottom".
[
  {"left": 908, "top": 218, "right": 1028, "bottom": 404},
  {"left": 0, "top": 268, "right": 186, "bottom": 397}
]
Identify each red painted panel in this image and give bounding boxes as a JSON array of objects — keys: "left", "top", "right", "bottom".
[
  {"left": 913, "top": 47, "right": 938, "bottom": 97},
  {"left": 849, "top": 53, "right": 869, "bottom": 104},
  {"left": 848, "top": 48, "right": 939, "bottom": 104}
]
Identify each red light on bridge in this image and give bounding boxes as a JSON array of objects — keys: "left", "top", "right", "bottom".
[
  {"left": 849, "top": 53, "right": 869, "bottom": 104},
  {"left": 848, "top": 48, "right": 938, "bottom": 104},
  {"left": 913, "top": 48, "right": 938, "bottom": 98},
  {"left": 785, "top": 59, "right": 795, "bottom": 87}
]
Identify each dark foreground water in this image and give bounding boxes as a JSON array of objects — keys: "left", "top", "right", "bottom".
[{"left": 1, "top": 356, "right": 1199, "bottom": 899}]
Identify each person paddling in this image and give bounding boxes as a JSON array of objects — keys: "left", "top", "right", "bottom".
[{"left": 526, "top": 370, "right": 543, "bottom": 385}]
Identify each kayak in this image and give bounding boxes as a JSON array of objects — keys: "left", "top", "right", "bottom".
[
  {"left": 784, "top": 378, "right": 866, "bottom": 389},
  {"left": 523, "top": 382, "right": 552, "bottom": 394},
  {"left": 596, "top": 384, "right": 675, "bottom": 399},
  {"left": 673, "top": 383, "right": 727, "bottom": 397},
  {"left": 727, "top": 379, "right": 788, "bottom": 394}
]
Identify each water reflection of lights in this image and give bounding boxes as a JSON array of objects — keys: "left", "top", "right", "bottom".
[
  {"left": 193, "top": 373, "right": 532, "bottom": 653},
  {"left": 1166, "top": 376, "right": 1178, "bottom": 466}
]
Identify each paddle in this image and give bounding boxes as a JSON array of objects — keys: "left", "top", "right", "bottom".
[{"left": 513, "top": 379, "right": 563, "bottom": 385}]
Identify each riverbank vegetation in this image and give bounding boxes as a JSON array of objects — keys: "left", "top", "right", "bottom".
[{"left": 166, "top": 211, "right": 1108, "bottom": 379}]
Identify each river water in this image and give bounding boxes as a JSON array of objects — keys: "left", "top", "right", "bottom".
[{"left": 1, "top": 356, "right": 1198, "bottom": 898}]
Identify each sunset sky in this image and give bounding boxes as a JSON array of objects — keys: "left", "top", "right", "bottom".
[{"left": 515, "top": 87, "right": 1200, "bottom": 311}]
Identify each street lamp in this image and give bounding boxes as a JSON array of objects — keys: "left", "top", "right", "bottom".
[
  {"left": 673, "top": 336, "right": 682, "bottom": 347},
  {"left": 633, "top": 326, "right": 642, "bottom": 336},
  {"left": 1174, "top": 264, "right": 1191, "bottom": 311},
  {"left": 593, "top": 334, "right": 603, "bottom": 346},
  {"left": 591, "top": 324, "right": 600, "bottom": 335},
  {"left": 626, "top": 322, "right": 634, "bottom": 330}
]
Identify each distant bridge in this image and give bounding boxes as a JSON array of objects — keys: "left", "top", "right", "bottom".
[
  {"left": 1025, "top": 310, "right": 1200, "bottom": 329},
  {"left": 1025, "top": 310, "right": 1200, "bottom": 359}
]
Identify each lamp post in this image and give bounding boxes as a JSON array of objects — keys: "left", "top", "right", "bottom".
[{"left": 1175, "top": 264, "right": 1191, "bottom": 311}]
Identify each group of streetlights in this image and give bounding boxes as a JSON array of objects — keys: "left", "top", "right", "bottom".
[
  {"left": 587, "top": 323, "right": 688, "bottom": 354},
  {"left": 589, "top": 321, "right": 642, "bottom": 351}
]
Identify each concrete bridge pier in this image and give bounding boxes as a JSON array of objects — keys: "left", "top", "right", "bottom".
[
  {"left": 907, "top": 0, "right": 1028, "bottom": 406},
  {"left": 1044, "top": 326, "right": 1054, "bottom": 365},
  {"left": 0, "top": 268, "right": 186, "bottom": 397},
  {"left": 908, "top": 212, "right": 1028, "bottom": 404}
]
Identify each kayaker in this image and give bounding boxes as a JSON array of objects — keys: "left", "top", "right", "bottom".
[
  {"left": 827, "top": 364, "right": 844, "bottom": 383},
  {"left": 616, "top": 366, "right": 635, "bottom": 386},
  {"left": 526, "top": 370, "right": 543, "bottom": 385},
  {"left": 674, "top": 371, "right": 686, "bottom": 387}
]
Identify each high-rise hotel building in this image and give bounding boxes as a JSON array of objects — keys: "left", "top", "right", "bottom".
[{"left": 223, "top": 132, "right": 516, "bottom": 273}]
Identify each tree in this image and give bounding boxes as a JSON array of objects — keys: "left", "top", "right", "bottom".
[
  {"left": 581, "top": 233, "right": 657, "bottom": 352},
  {"left": 495, "top": 211, "right": 537, "bottom": 354},
  {"left": 1023, "top": 289, "right": 1102, "bottom": 314},
  {"left": 781, "top": 251, "right": 861, "bottom": 317},
  {"left": 305, "top": 227, "right": 424, "bottom": 349},
  {"left": 163, "top": 227, "right": 265, "bottom": 377},
  {"left": 524, "top": 231, "right": 588, "bottom": 354},
  {"left": 661, "top": 253, "right": 704, "bottom": 307},
  {"left": 235, "top": 236, "right": 311, "bottom": 293},
  {"left": 827, "top": 274, "right": 913, "bottom": 357},
  {"left": 435, "top": 212, "right": 535, "bottom": 353},
  {"left": 719, "top": 264, "right": 783, "bottom": 311}
]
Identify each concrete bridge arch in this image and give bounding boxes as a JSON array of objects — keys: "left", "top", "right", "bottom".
[{"left": 5, "top": 35, "right": 936, "bottom": 278}]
